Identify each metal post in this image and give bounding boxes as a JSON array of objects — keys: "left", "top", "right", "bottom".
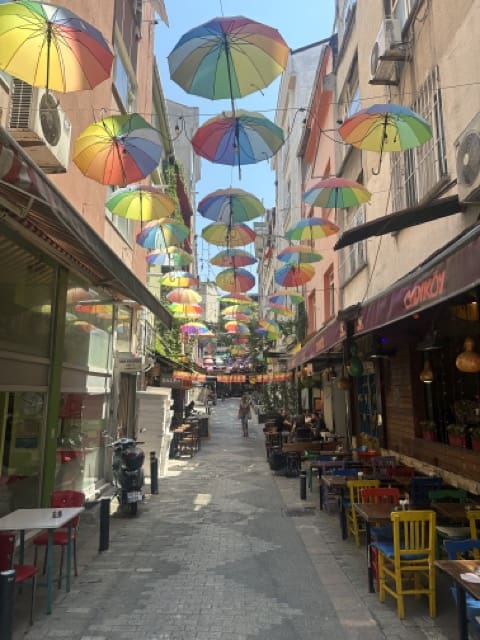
[
  {"left": 150, "top": 451, "right": 159, "bottom": 494},
  {"left": 300, "top": 471, "right": 307, "bottom": 500},
  {"left": 99, "top": 498, "right": 110, "bottom": 552},
  {"left": 0, "top": 569, "right": 15, "bottom": 640}
]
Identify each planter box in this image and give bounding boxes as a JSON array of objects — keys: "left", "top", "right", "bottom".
[
  {"left": 448, "top": 434, "right": 467, "bottom": 447},
  {"left": 422, "top": 431, "right": 437, "bottom": 442}
]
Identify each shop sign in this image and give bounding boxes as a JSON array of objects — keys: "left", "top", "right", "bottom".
[
  {"left": 403, "top": 269, "right": 446, "bottom": 311},
  {"left": 159, "top": 375, "right": 184, "bottom": 389},
  {"left": 117, "top": 352, "right": 143, "bottom": 372}
]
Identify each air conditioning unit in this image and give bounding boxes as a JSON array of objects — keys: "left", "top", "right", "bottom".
[
  {"left": 7, "top": 79, "right": 71, "bottom": 173},
  {"left": 456, "top": 112, "right": 480, "bottom": 204},
  {"left": 370, "top": 19, "right": 404, "bottom": 83}
]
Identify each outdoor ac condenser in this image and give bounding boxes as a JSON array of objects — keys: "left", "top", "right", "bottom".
[{"left": 456, "top": 112, "right": 480, "bottom": 204}]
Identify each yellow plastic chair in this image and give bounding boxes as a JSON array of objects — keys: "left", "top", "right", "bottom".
[
  {"left": 345, "top": 479, "right": 380, "bottom": 547},
  {"left": 467, "top": 508, "right": 480, "bottom": 540},
  {"left": 374, "top": 510, "right": 437, "bottom": 619}
]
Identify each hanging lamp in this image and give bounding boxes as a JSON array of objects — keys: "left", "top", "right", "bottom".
[
  {"left": 419, "top": 358, "right": 434, "bottom": 384},
  {"left": 456, "top": 337, "right": 480, "bottom": 373}
]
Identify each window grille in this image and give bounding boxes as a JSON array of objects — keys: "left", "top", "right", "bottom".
[{"left": 340, "top": 205, "right": 366, "bottom": 282}]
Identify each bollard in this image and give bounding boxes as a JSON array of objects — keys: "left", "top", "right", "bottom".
[
  {"left": 0, "top": 569, "right": 15, "bottom": 640},
  {"left": 99, "top": 498, "right": 110, "bottom": 552},
  {"left": 299, "top": 471, "right": 307, "bottom": 500},
  {"left": 150, "top": 451, "right": 159, "bottom": 495}
]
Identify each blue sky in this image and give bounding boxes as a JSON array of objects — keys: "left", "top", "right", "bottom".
[{"left": 154, "top": 0, "right": 336, "bottom": 283}]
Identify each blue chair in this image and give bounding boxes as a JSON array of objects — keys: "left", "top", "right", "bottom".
[
  {"left": 443, "top": 539, "right": 480, "bottom": 632},
  {"left": 409, "top": 476, "right": 443, "bottom": 507}
]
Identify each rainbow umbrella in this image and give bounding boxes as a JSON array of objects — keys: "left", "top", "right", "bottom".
[
  {"left": 285, "top": 217, "right": 339, "bottom": 242},
  {"left": 168, "top": 16, "right": 288, "bottom": 101},
  {"left": 198, "top": 188, "right": 264, "bottom": 224},
  {"left": 0, "top": 1, "right": 113, "bottom": 93},
  {"left": 274, "top": 263, "right": 315, "bottom": 287},
  {"left": 222, "top": 312, "right": 251, "bottom": 323},
  {"left": 210, "top": 248, "right": 257, "bottom": 268},
  {"left": 169, "top": 302, "right": 202, "bottom": 314},
  {"left": 258, "top": 318, "right": 281, "bottom": 339},
  {"left": 219, "top": 292, "right": 256, "bottom": 304},
  {"left": 159, "top": 271, "right": 198, "bottom": 288},
  {"left": 220, "top": 305, "right": 253, "bottom": 316},
  {"left": 192, "top": 110, "right": 284, "bottom": 176},
  {"left": 74, "top": 114, "right": 163, "bottom": 186},
  {"left": 146, "top": 247, "right": 192, "bottom": 267},
  {"left": 202, "top": 222, "right": 256, "bottom": 247},
  {"left": 136, "top": 218, "right": 189, "bottom": 248},
  {"left": 277, "top": 246, "right": 323, "bottom": 264},
  {"left": 166, "top": 288, "right": 202, "bottom": 304},
  {"left": 303, "top": 177, "right": 371, "bottom": 209},
  {"left": 172, "top": 310, "right": 202, "bottom": 320},
  {"left": 269, "top": 290, "right": 304, "bottom": 305},
  {"left": 224, "top": 321, "right": 250, "bottom": 335},
  {"left": 339, "top": 103, "right": 432, "bottom": 174},
  {"left": 106, "top": 186, "right": 175, "bottom": 222},
  {"left": 255, "top": 327, "right": 268, "bottom": 336},
  {"left": 266, "top": 304, "right": 294, "bottom": 318},
  {"left": 180, "top": 322, "right": 212, "bottom": 335},
  {"left": 216, "top": 268, "right": 255, "bottom": 293}
]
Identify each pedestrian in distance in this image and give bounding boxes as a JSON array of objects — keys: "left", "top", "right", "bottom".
[{"left": 238, "top": 395, "right": 252, "bottom": 438}]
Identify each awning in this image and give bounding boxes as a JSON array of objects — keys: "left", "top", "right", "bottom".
[
  {"left": 0, "top": 127, "right": 172, "bottom": 328},
  {"left": 334, "top": 195, "right": 464, "bottom": 250},
  {"left": 354, "top": 222, "right": 480, "bottom": 336},
  {"left": 288, "top": 319, "right": 346, "bottom": 369}
]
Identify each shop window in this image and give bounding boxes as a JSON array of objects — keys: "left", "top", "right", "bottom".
[
  {"left": 307, "top": 290, "right": 316, "bottom": 334},
  {"left": 324, "top": 265, "right": 335, "bottom": 320}
]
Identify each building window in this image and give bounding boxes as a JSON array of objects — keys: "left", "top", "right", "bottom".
[
  {"left": 392, "top": 66, "right": 447, "bottom": 210},
  {"left": 339, "top": 57, "right": 361, "bottom": 162},
  {"left": 307, "top": 290, "right": 316, "bottom": 334},
  {"left": 340, "top": 205, "right": 366, "bottom": 282},
  {"left": 105, "top": 186, "right": 133, "bottom": 243},
  {"left": 324, "top": 265, "right": 335, "bottom": 321},
  {"left": 389, "top": 0, "right": 416, "bottom": 28},
  {"left": 113, "top": 33, "right": 137, "bottom": 113}
]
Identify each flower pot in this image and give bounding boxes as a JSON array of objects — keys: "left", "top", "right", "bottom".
[
  {"left": 422, "top": 431, "right": 437, "bottom": 442},
  {"left": 448, "top": 434, "right": 467, "bottom": 447}
]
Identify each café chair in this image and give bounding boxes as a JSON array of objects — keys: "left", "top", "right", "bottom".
[
  {"left": 429, "top": 489, "right": 470, "bottom": 556},
  {"left": 467, "top": 509, "right": 480, "bottom": 540},
  {"left": 370, "top": 455, "right": 397, "bottom": 476},
  {"left": 0, "top": 532, "right": 38, "bottom": 624},
  {"left": 374, "top": 510, "right": 437, "bottom": 619},
  {"left": 386, "top": 465, "right": 416, "bottom": 479},
  {"left": 33, "top": 490, "right": 85, "bottom": 588},
  {"left": 304, "top": 454, "right": 333, "bottom": 491},
  {"left": 409, "top": 476, "right": 443, "bottom": 507},
  {"left": 443, "top": 538, "right": 480, "bottom": 633},
  {"left": 345, "top": 479, "right": 380, "bottom": 547},
  {"left": 321, "top": 466, "right": 354, "bottom": 513}
]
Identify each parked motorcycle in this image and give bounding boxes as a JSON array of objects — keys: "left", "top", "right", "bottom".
[{"left": 111, "top": 438, "right": 145, "bottom": 515}]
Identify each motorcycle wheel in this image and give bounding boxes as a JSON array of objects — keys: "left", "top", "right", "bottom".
[{"left": 129, "top": 501, "right": 138, "bottom": 516}]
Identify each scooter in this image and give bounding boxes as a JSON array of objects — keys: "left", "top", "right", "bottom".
[{"left": 111, "top": 437, "right": 145, "bottom": 515}]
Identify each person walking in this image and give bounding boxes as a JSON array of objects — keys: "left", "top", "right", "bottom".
[{"left": 238, "top": 395, "right": 252, "bottom": 437}]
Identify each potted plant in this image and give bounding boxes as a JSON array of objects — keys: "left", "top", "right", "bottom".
[
  {"left": 446, "top": 423, "right": 468, "bottom": 447},
  {"left": 469, "top": 426, "right": 480, "bottom": 452},
  {"left": 419, "top": 420, "right": 437, "bottom": 442}
]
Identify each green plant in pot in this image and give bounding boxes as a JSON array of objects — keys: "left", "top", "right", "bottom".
[
  {"left": 469, "top": 425, "right": 480, "bottom": 451},
  {"left": 419, "top": 420, "right": 437, "bottom": 441},
  {"left": 447, "top": 423, "right": 468, "bottom": 447}
]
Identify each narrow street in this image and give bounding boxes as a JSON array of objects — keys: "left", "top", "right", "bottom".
[{"left": 14, "top": 399, "right": 457, "bottom": 640}]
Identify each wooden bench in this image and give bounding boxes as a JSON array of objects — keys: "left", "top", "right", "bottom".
[{"left": 282, "top": 441, "right": 326, "bottom": 456}]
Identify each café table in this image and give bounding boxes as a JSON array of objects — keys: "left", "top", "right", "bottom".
[
  {"left": 431, "top": 502, "right": 471, "bottom": 523},
  {"left": 353, "top": 502, "right": 398, "bottom": 593},
  {"left": 435, "top": 559, "right": 480, "bottom": 640},
  {"left": 0, "top": 506, "right": 84, "bottom": 614},
  {"left": 321, "top": 475, "right": 352, "bottom": 538}
]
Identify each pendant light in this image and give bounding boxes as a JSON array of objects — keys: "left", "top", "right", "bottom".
[
  {"left": 419, "top": 358, "right": 434, "bottom": 384},
  {"left": 456, "top": 337, "right": 480, "bottom": 373}
]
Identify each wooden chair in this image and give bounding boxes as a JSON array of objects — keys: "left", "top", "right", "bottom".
[
  {"left": 345, "top": 479, "right": 380, "bottom": 547},
  {"left": 265, "top": 432, "right": 282, "bottom": 461},
  {"left": 443, "top": 539, "right": 480, "bottom": 633},
  {"left": 409, "top": 476, "right": 443, "bottom": 507},
  {"left": 429, "top": 489, "right": 470, "bottom": 556},
  {"left": 370, "top": 455, "right": 397, "bottom": 476},
  {"left": 374, "top": 510, "right": 437, "bottom": 619},
  {"left": 320, "top": 464, "right": 351, "bottom": 513},
  {"left": 386, "top": 465, "right": 416, "bottom": 479},
  {"left": 0, "top": 532, "right": 38, "bottom": 624},
  {"left": 467, "top": 508, "right": 480, "bottom": 540},
  {"left": 33, "top": 490, "right": 85, "bottom": 588}
]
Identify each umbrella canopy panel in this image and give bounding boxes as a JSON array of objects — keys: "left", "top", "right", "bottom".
[
  {"left": 106, "top": 186, "right": 175, "bottom": 221},
  {"left": 198, "top": 188, "right": 264, "bottom": 224},
  {"left": 202, "top": 222, "right": 256, "bottom": 247}
]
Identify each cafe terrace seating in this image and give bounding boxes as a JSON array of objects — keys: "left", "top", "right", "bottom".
[
  {"left": 467, "top": 509, "right": 480, "bottom": 540},
  {"left": 345, "top": 479, "right": 380, "bottom": 547},
  {"left": 374, "top": 510, "right": 437, "bottom": 619},
  {"left": 429, "top": 489, "right": 471, "bottom": 556},
  {"left": 0, "top": 531, "right": 38, "bottom": 624},
  {"left": 409, "top": 476, "right": 443, "bottom": 507},
  {"left": 443, "top": 538, "right": 480, "bottom": 633},
  {"left": 322, "top": 467, "right": 357, "bottom": 513}
]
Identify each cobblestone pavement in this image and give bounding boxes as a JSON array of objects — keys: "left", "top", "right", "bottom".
[{"left": 12, "top": 399, "right": 458, "bottom": 639}]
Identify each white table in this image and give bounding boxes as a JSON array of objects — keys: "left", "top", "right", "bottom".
[{"left": 0, "top": 507, "right": 84, "bottom": 614}]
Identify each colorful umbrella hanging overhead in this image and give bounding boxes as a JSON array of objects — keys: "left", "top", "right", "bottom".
[
  {"left": 220, "top": 304, "right": 253, "bottom": 316},
  {"left": 210, "top": 248, "right": 257, "bottom": 268},
  {"left": 268, "top": 290, "right": 304, "bottom": 305},
  {"left": 222, "top": 312, "right": 251, "bottom": 323},
  {"left": 105, "top": 186, "right": 175, "bottom": 222},
  {"left": 219, "top": 292, "right": 256, "bottom": 304},
  {"left": 201, "top": 222, "right": 256, "bottom": 247},
  {"left": 192, "top": 110, "right": 284, "bottom": 177},
  {"left": 198, "top": 188, "right": 264, "bottom": 224},
  {"left": 285, "top": 217, "right": 339, "bottom": 242},
  {"left": 166, "top": 288, "right": 202, "bottom": 304},
  {"left": 266, "top": 304, "right": 294, "bottom": 318},
  {"left": 258, "top": 318, "right": 281, "bottom": 339},
  {"left": 338, "top": 103, "right": 433, "bottom": 174},
  {"left": 146, "top": 247, "right": 193, "bottom": 267},
  {"left": 277, "top": 245, "right": 323, "bottom": 264},
  {"left": 274, "top": 263, "right": 315, "bottom": 287},
  {"left": 136, "top": 218, "right": 189, "bottom": 248},
  {"left": 180, "top": 322, "right": 212, "bottom": 335},
  {"left": 302, "top": 177, "right": 371, "bottom": 209},
  {"left": 216, "top": 268, "right": 255, "bottom": 293},
  {"left": 159, "top": 271, "right": 198, "bottom": 288},
  {"left": 74, "top": 114, "right": 162, "bottom": 186},
  {"left": 0, "top": 1, "right": 113, "bottom": 93},
  {"left": 224, "top": 321, "right": 250, "bottom": 335},
  {"left": 168, "top": 16, "right": 288, "bottom": 101}
]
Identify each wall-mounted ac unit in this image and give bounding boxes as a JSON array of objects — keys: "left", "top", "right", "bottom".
[
  {"left": 7, "top": 79, "right": 71, "bottom": 173},
  {"left": 456, "top": 112, "right": 480, "bottom": 204},
  {"left": 370, "top": 18, "right": 405, "bottom": 84}
]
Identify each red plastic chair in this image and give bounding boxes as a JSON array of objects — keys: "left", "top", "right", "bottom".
[
  {"left": 0, "top": 532, "right": 38, "bottom": 624},
  {"left": 33, "top": 490, "right": 85, "bottom": 588}
]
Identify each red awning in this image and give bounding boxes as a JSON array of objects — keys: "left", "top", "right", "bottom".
[{"left": 288, "top": 319, "right": 346, "bottom": 369}]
